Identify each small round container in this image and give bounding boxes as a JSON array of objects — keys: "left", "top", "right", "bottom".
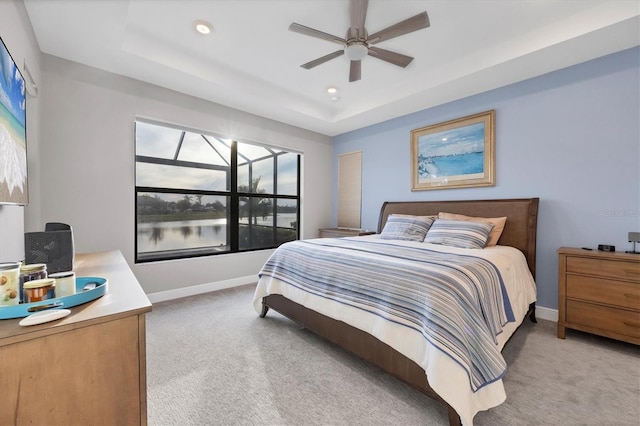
[
  {"left": 0, "top": 262, "right": 21, "bottom": 306},
  {"left": 23, "top": 278, "right": 56, "bottom": 304},
  {"left": 49, "top": 271, "right": 76, "bottom": 298},
  {"left": 19, "top": 263, "right": 48, "bottom": 303}
]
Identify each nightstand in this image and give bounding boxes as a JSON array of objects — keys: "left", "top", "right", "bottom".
[
  {"left": 557, "top": 247, "right": 640, "bottom": 345},
  {"left": 319, "top": 228, "right": 375, "bottom": 238}
]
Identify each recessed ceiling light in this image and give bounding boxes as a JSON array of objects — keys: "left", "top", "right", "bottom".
[
  {"left": 327, "top": 87, "right": 339, "bottom": 101},
  {"left": 194, "top": 20, "right": 212, "bottom": 35}
]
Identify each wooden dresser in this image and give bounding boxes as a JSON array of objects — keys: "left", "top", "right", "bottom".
[
  {"left": 319, "top": 228, "right": 376, "bottom": 238},
  {"left": 557, "top": 247, "right": 640, "bottom": 345},
  {"left": 0, "top": 250, "right": 152, "bottom": 425}
]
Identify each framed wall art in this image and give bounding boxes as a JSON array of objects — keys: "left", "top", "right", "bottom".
[
  {"left": 0, "top": 36, "right": 28, "bottom": 205},
  {"left": 411, "top": 110, "right": 494, "bottom": 191}
]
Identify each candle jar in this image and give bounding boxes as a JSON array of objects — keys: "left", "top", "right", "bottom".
[
  {"left": 19, "top": 263, "right": 48, "bottom": 303},
  {"left": 0, "top": 262, "right": 22, "bottom": 306},
  {"left": 23, "top": 278, "right": 56, "bottom": 303},
  {"left": 49, "top": 271, "right": 76, "bottom": 298}
]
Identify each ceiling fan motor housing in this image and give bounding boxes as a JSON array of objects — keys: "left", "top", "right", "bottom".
[{"left": 345, "top": 27, "right": 368, "bottom": 60}]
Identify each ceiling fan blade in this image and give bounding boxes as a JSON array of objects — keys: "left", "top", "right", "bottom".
[
  {"left": 301, "top": 50, "right": 345, "bottom": 69},
  {"left": 367, "top": 11, "right": 430, "bottom": 45},
  {"left": 349, "top": 60, "right": 362, "bottom": 82},
  {"left": 368, "top": 46, "right": 414, "bottom": 68},
  {"left": 289, "top": 23, "right": 346, "bottom": 45},
  {"left": 349, "top": 0, "right": 368, "bottom": 38}
]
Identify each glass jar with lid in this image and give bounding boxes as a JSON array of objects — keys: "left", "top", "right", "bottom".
[
  {"left": 23, "top": 278, "right": 56, "bottom": 303},
  {"left": 19, "top": 263, "right": 48, "bottom": 303}
]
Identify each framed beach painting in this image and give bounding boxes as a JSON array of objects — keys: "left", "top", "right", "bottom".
[
  {"left": 0, "top": 36, "right": 28, "bottom": 205},
  {"left": 411, "top": 110, "right": 494, "bottom": 191}
]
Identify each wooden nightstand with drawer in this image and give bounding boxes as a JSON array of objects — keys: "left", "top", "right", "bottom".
[
  {"left": 557, "top": 247, "right": 640, "bottom": 345},
  {"left": 319, "top": 228, "right": 376, "bottom": 238}
]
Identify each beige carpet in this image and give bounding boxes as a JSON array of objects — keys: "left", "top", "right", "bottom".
[{"left": 146, "top": 285, "right": 640, "bottom": 425}]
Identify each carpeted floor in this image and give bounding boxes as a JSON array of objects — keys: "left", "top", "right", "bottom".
[{"left": 146, "top": 285, "right": 640, "bottom": 426}]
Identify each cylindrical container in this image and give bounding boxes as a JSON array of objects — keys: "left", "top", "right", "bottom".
[
  {"left": 49, "top": 271, "right": 76, "bottom": 298},
  {"left": 0, "top": 262, "right": 21, "bottom": 306},
  {"left": 19, "top": 263, "right": 48, "bottom": 303},
  {"left": 23, "top": 278, "right": 56, "bottom": 303}
]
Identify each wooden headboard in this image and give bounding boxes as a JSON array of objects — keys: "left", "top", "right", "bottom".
[{"left": 377, "top": 198, "right": 540, "bottom": 277}]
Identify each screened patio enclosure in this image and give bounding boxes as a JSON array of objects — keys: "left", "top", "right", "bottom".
[{"left": 135, "top": 120, "right": 300, "bottom": 262}]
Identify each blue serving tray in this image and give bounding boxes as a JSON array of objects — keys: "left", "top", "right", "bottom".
[{"left": 0, "top": 276, "right": 107, "bottom": 320}]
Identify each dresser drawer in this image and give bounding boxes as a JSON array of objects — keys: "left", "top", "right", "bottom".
[
  {"left": 566, "top": 257, "right": 640, "bottom": 282},
  {"left": 566, "top": 275, "right": 640, "bottom": 310},
  {"left": 567, "top": 300, "right": 640, "bottom": 339}
]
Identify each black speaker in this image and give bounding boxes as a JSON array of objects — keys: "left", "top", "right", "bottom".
[{"left": 24, "top": 224, "right": 74, "bottom": 273}]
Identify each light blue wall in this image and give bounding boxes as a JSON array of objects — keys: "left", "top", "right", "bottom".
[{"left": 332, "top": 47, "right": 640, "bottom": 311}]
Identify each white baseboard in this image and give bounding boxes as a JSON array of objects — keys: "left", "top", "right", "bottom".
[
  {"left": 147, "top": 275, "right": 257, "bottom": 304},
  {"left": 535, "top": 305, "right": 558, "bottom": 322}
]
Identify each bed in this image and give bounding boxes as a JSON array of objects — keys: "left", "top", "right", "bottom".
[{"left": 253, "top": 198, "right": 539, "bottom": 425}]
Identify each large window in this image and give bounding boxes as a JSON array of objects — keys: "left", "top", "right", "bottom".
[{"left": 135, "top": 120, "right": 300, "bottom": 262}]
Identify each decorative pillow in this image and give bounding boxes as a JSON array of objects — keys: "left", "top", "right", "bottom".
[
  {"left": 438, "top": 212, "right": 507, "bottom": 247},
  {"left": 380, "top": 214, "right": 434, "bottom": 242},
  {"left": 424, "top": 219, "right": 494, "bottom": 249}
]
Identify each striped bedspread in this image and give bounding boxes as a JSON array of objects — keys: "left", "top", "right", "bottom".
[{"left": 258, "top": 237, "right": 515, "bottom": 392}]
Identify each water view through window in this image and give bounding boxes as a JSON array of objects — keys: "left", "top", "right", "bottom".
[{"left": 135, "top": 120, "right": 300, "bottom": 262}]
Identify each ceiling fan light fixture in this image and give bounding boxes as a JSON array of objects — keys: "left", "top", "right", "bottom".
[
  {"left": 194, "top": 20, "right": 212, "bottom": 35},
  {"left": 344, "top": 42, "right": 368, "bottom": 61}
]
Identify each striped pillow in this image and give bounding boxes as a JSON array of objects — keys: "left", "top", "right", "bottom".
[
  {"left": 424, "top": 219, "right": 494, "bottom": 249},
  {"left": 438, "top": 212, "right": 507, "bottom": 247},
  {"left": 380, "top": 215, "right": 434, "bottom": 242}
]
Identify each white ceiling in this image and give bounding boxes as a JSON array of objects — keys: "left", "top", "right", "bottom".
[{"left": 23, "top": 0, "right": 640, "bottom": 136}]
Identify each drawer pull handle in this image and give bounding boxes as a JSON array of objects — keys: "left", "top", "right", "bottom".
[
  {"left": 623, "top": 321, "right": 640, "bottom": 328},
  {"left": 624, "top": 293, "right": 640, "bottom": 299}
]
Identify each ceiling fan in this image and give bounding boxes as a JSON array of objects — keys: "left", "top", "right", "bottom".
[{"left": 289, "top": 0, "right": 430, "bottom": 82}]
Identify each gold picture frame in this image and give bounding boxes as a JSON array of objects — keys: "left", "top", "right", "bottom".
[{"left": 411, "top": 110, "right": 495, "bottom": 191}]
